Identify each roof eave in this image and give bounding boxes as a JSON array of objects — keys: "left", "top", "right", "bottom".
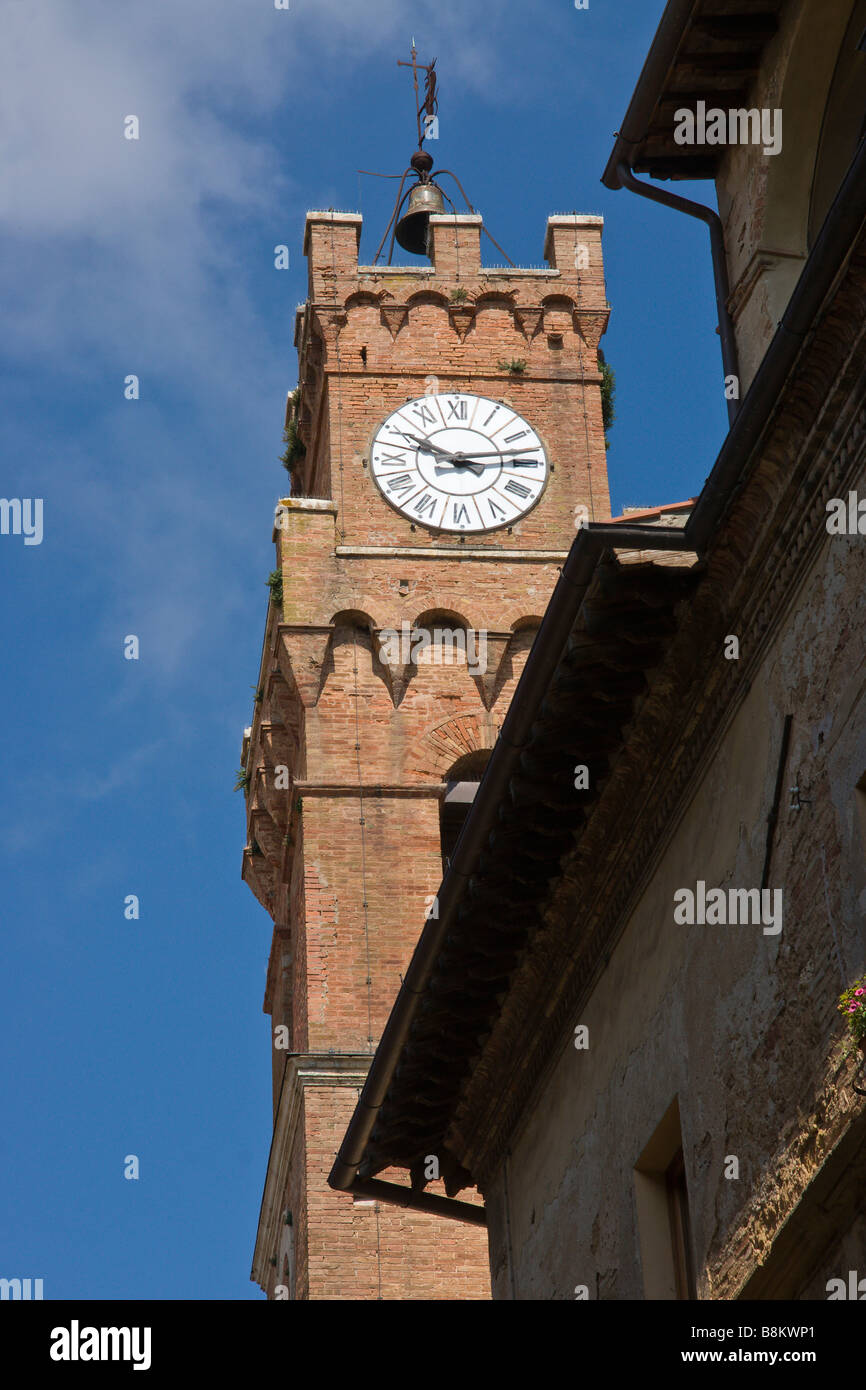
[{"left": 602, "top": 0, "right": 701, "bottom": 189}]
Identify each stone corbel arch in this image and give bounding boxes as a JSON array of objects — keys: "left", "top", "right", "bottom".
[
  {"left": 325, "top": 608, "right": 410, "bottom": 707},
  {"left": 413, "top": 605, "right": 474, "bottom": 632},
  {"left": 474, "top": 290, "right": 517, "bottom": 311},
  {"left": 406, "top": 289, "right": 452, "bottom": 311},
  {"left": 344, "top": 290, "right": 382, "bottom": 311},
  {"left": 275, "top": 624, "right": 335, "bottom": 709},
  {"left": 541, "top": 293, "right": 577, "bottom": 314},
  {"left": 409, "top": 608, "right": 510, "bottom": 708},
  {"left": 311, "top": 308, "right": 348, "bottom": 363},
  {"left": 401, "top": 289, "right": 455, "bottom": 340},
  {"left": 487, "top": 617, "right": 542, "bottom": 705},
  {"left": 329, "top": 606, "right": 386, "bottom": 633}
]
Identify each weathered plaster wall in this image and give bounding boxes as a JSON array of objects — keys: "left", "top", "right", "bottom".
[
  {"left": 716, "top": 0, "right": 857, "bottom": 393},
  {"left": 487, "top": 515, "right": 866, "bottom": 1299}
]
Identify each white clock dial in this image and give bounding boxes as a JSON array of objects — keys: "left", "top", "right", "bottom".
[{"left": 369, "top": 392, "right": 549, "bottom": 534}]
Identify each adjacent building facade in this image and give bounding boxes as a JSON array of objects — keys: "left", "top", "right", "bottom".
[{"left": 333, "top": 0, "right": 866, "bottom": 1299}]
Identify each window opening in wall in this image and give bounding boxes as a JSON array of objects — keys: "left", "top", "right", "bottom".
[
  {"left": 634, "top": 1096, "right": 696, "bottom": 1299},
  {"left": 439, "top": 750, "right": 490, "bottom": 872},
  {"left": 666, "top": 1147, "right": 697, "bottom": 1300},
  {"left": 440, "top": 781, "right": 479, "bottom": 868},
  {"left": 854, "top": 771, "right": 866, "bottom": 860}
]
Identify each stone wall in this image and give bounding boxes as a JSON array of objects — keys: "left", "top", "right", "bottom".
[{"left": 485, "top": 489, "right": 866, "bottom": 1299}]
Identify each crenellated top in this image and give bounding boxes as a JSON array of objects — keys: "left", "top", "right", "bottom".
[
  {"left": 301, "top": 208, "right": 606, "bottom": 309},
  {"left": 290, "top": 209, "right": 611, "bottom": 506}
]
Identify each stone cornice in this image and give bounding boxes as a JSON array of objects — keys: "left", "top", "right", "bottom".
[
  {"left": 294, "top": 781, "right": 445, "bottom": 799},
  {"left": 335, "top": 545, "right": 569, "bottom": 562}
]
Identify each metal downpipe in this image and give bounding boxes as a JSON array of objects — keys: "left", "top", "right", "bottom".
[{"left": 616, "top": 161, "right": 739, "bottom": 427}]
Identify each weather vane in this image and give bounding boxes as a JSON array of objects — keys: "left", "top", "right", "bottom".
[
  {"left": 358, "top": 43, "right": 513, "bottom": 266},
  {"left": 397, "top": 40, "right": 439, "bottom": 148}
]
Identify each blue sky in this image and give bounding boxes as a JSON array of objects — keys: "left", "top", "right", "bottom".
[{"left": 0, "top": 0, "right": 727, "bottom": 1299}]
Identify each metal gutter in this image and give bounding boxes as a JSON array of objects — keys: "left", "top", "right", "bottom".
[
  {"left": 601, "top": 0, "right": 700, "bottom": 191},
  {"left": 327, "top": 521, "right": 693, "bottom": 1208}
]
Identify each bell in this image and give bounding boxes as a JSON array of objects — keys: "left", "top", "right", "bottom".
[{"left": 395, "top": 181, "right": 446, "bottom": 256}]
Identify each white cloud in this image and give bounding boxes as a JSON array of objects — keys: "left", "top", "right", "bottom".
[
  {"left": 0, "top": 0, "right": 506, "bottom": 383},
  {"left": 0, "top": 0, "right": 525, "bottom": 716}
]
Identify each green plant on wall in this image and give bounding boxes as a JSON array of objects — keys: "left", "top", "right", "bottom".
[
  {"left": 498, "top": 358, "right": 527, "bottom": 375},
  {"left": 449, "top": 287, "right": 470, "bottom": 303},
  {"left": 280, "top": 388, "right": 306, "bottom": 478},
  {"left": 234, "top": 767, "right": 251, "bottom": 793},
  {"left": 598, "top": 348, "right": 616, "bottom": 451},
  {"left": 267, "top": 570, "right": 283, "bottom": 609}
]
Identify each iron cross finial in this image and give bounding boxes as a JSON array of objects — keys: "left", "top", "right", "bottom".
[{"left": 397, "top": 43, "right": 438, "bottom": 150}]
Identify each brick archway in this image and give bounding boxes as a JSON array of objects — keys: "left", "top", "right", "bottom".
[{"left": 413, "top": 712, "right": 498, "bottom": 781}]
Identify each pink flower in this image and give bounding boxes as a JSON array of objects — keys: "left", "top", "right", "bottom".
[
  {"left": 849, "top": 1003, "right": 859, "bottom": 1012},
  {"left": 855, "top": 988, "right": 865, "bottom": 996}
]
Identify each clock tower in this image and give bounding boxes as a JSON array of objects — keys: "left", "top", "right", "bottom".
[{"left": 242, "top": 198, "right": 611, "bottom": 1299}]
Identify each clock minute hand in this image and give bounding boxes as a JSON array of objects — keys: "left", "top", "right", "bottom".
[
  {"left": 454, "top": 447, "right": 544, "bottom": 460},
  {"left": 404, "top": 433, "right": 480, "bottom": 475},
  {"left": 453, "top": 459, "right": 542, "bottom": 474},
  {"left": 403, "top": 434, "right": 484, "bottom": 478}
]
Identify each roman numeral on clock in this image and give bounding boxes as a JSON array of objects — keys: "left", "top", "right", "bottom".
[
  {"left": 487, "top": 498, "right": 507, "bottom": 521},
  {"left": 452, "top": 502, "right": 471, "bottom": 525},
  {"left": 504, "top": 479, "right": 532, "bottom": 500},
  {"left": 386, "top": 473, "right": 417, "bottom": 498},
  {"left": 412, "top": 492, "right": 438, "bottom": 519},
  {"left": 446, "top": 399, "right": 467, "bottom": 420},
  {"left": 410, "top": 403, "right": 436, "bottom": 426},
  {"left": 504, "top": 429, "right": 530, "bottom": 444}
]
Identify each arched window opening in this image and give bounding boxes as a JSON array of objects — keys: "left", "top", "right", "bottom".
[
  {"left": 808, "top": 0, "right": 866, "bottom": 247},
  {"left": 440, "top": 749, "right": 491, "bottom": 872}
]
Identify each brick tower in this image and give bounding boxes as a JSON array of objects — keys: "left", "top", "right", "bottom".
[{"left": 242, "top": 205, "right": 611, "bottom": 1299}]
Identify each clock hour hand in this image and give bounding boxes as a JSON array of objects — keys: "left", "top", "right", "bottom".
[
  {"left": 404, "top": 433, "right": 485, "bottom": 477},
  {"left": 402, "top": 432, "right": 454, "bottom": 459},
  {"left": 433, "top": 461, "right": 484, "bottom": 477}
]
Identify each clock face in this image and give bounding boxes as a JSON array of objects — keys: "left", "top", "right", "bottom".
[{"left": 369, "top": 392, "right": 549, "bottom": 534}]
